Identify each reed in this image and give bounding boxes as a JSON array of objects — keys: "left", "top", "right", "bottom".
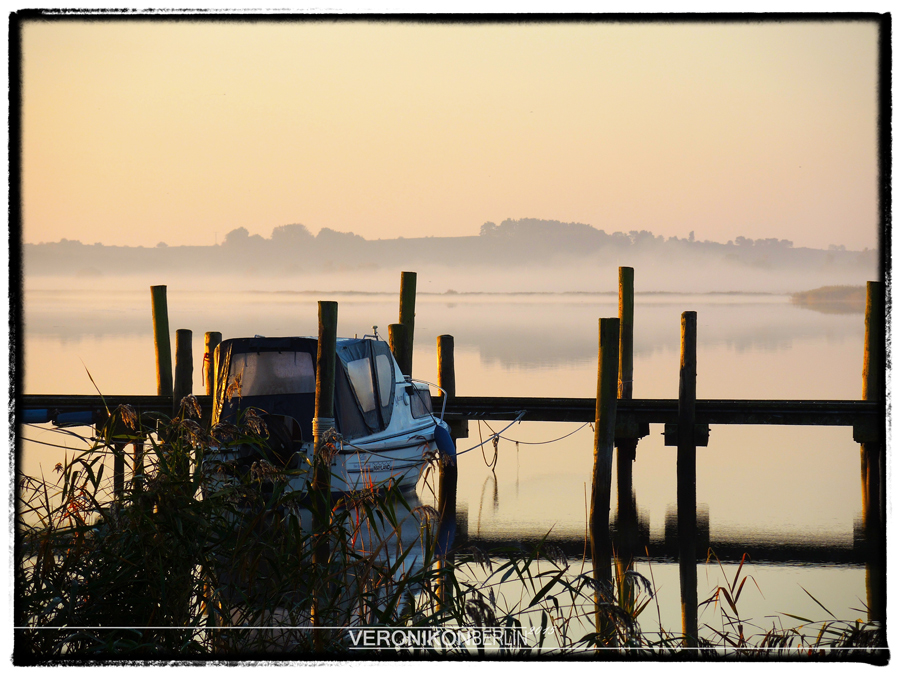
[{"left": 15, "top": 400, "right": 885, "bottom": 662}]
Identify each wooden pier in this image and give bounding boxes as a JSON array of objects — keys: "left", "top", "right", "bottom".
[{"left": 17, "top": 271, "right": 886, "bottom": 640}]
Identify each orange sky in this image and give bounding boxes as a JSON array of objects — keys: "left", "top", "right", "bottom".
[{"left": 19, "top": 18, "right": 882, "bottom": 250}]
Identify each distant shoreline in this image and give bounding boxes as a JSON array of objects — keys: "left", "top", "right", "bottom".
[{"left": 790, "top": 285, "right": 866, "bottom": 313}]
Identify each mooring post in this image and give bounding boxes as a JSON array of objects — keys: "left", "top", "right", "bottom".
[
  {"left": 618, "top": 267, "right": 635, "bottom": 401},
  {"left": 436, "top": 334, "right": 458, "bottom": 609},
  {"left": 590, "top": 318, "right": 618, "bottom": 644},
  {"left": 312, "top": 300, "right": 338, "bottom": 651},
  {"left": 677, "top": 311, "right": 698, "bottom": 646},
  {"left": 616, "top": 267, "right": 638, "bottom": 533},
  {"left": 436, "top": 335, "right": 458, "bottom": 520},
  {"left": 173, "top": 329, "right": 193, "bottom": 415},
  {"left": 591, "top": 318, "right": 619, "bottom": 546},
  {"left": 150, "top": 285, "right": 173, "bottom": 397},
  {"left": 132, "top": 437, "right": 144, "bottom": 494},
  {"left": 861, "top": 280, "right": 884, "bottom": 622},
  {"left": 204, "top": 331, "right": 222, "bottom": 397},
  {"left": 398, "top": 271, "right": 417, "bottom": 376},
  {"left": 113, "top": 443, "right": 126, "bottom": 502},
  {"left": 389, "top": 323, "right": 411, "bottom": 379}
]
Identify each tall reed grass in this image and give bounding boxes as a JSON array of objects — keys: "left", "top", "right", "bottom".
[{"left": 15, "top": 398, "right": 886, "bottom": 662}]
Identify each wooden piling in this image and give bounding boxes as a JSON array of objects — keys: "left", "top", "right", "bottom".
[
  {"left": 861, "top": 281, "right": 884, "bottom": 622},
  {"left": 677, "top": 311, "right": 698, "bottom": 645},
  {"left": 616, "top": 267, "right": 638, "bottom": 511},
  {"left": 204, "top": 331, "right": 222, "bottom": 397},
  {"left": 398, "top": 271, "right": 417, "bottom": 376},
  {"left": 113, "top": 443, "right": 126, "bottom": 502},
  {"left": 173, "top": 329, "right": 192, "bottom": 414},
  {"left": 591, "top": 318, "right": 618, "bottom": 643},
  {"left": 618, "top": 267, "right": 634, "bottom": 400},
  {"left": 436, "top": 335, "right": 458, "bottom": 609},
  {"left": 150, "top": 285, "right": 173, "bottom": 397},
  {"left": 590, "top": 318, "right": 619, "bottom": 546},
  {"left": 389, "top": 323, "right": 411, "bottom": 378},
  {"left": 436, "top": 335, "right": 458, "bottom": 518},
  {"left": 312, "top": 300, "right": 338, "bottom": 651}
]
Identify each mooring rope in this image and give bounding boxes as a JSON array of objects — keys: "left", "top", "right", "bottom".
[
  {"left": 484, "top": 420, "right": 593, "bottom": 446},
  {"left": 454, "top": 411, "right": 527, "bottom": 458}
]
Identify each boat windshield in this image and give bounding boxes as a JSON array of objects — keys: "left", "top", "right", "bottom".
[{"left": 227, "top": 351, "right": 316, "bottom": 397}]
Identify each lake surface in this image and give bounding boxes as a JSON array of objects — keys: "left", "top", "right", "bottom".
[{"left": 18, "top": 283, "right": 875, "bottom": 642}]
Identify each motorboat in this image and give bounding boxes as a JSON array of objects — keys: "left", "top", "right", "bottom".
[{"left": 210, "top": 334, "right": 453, "bottom": 495}]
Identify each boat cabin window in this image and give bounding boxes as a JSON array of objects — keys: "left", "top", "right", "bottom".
[
  {"left": 375, "top": 354, "right": 393, "bottom": 407},
  {"left": 408, "top": 385, "right": 433, "bottom": 419},
  {"left": 228, "top": 351, "right": 315, "bottom": 397},
  {"left": 346, "top": 357, "right": 377, "bottom": 412}
]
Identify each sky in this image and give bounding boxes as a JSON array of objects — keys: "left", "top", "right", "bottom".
[{"left": 18, "top": 16, "right": 883, "bottom": 250}]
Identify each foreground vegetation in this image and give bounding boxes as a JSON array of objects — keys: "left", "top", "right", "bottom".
[{"left": 16, "top": 399, "right": 886, "bottom": 663}]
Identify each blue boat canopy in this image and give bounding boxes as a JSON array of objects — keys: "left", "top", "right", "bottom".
[{"left": 213, "top": 336, "right": 397, "bottom": 442}]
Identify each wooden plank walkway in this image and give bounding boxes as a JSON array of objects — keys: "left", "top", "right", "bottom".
[{"left": 19, "top": 394, "right": 882, "bottom": 441}]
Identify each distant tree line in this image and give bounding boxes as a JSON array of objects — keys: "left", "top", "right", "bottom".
[{"left": 23, "top": 218, "right": 875, "bottom": 278}]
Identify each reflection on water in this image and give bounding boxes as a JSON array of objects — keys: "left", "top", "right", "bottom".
[{"left": 19, "top": 286, "right": 876, "bottom": 634}]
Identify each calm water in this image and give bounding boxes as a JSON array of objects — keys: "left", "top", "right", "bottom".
[{"left": 19, "top": 284, "right": 873, "bottom": 639}]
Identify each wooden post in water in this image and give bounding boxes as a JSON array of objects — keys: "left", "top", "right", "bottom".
[
  {"left": 861, "top": 281, "right": 884, "bottom": 622},
  {"left": 113, "top": 443, "right": 126, "bottom": 502},
  {"left": 312, "top": 300, "right": 338, "bottom": 652},
  {"left": 151, "top": 285, "right": 173, "bottom": 397},
  {"left": 677, "top": 311, "right": 698, "bottom": 646},
  {"left": 389, "top": 323, "right": 411, "bottom": 379},
  {"left": 173, "top": 329, "right": 193, "bottom": 414},
  {"left": 618, "top": 267, "right": 635, "bottom": 401},
  {"left": 397, "top": 271, "right": 417, "bottom": 376},
  {"left": 590, "top": 318, "right": 618, "bottom": 640},
  {"left": 204, "top": 331, "right": 222, "bottom": 397},
  {"left": 616, "top": 266, "right": 638, "bottom": 525},
  {"left": 436, "top": 335, "right": 458, "bottom": 609},
  {"left": 437, "top": 335, "right": 458, "bottom": 512},
  {"left": 591, "top": 318, "right": 619, "bottom": 546}
]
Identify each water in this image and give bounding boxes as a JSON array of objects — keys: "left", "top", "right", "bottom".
[{"left": 19, "top": 283, "right": 873, "bottom": 642}]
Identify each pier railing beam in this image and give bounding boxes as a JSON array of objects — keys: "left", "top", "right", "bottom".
[{"left": 677, "top": 311, "right": 698, "bottom": 646}]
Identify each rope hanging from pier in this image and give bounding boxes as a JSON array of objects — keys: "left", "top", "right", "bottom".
[
  {"left": 455, "top": 411, "right": 526, "bottom": 458},
  {"left": 485, "top": 420, "right": 592, "bottom": 446}
]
